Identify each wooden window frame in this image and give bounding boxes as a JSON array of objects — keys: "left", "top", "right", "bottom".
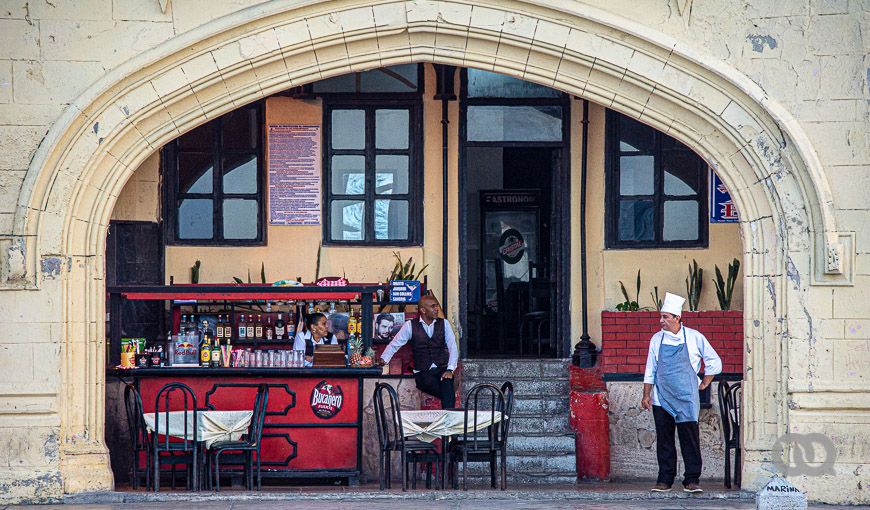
[
  {"left": 604, "top": 109, "right": 709, "bottom": 250},
  {"left": 162, "top": 102, "right": 266, "bottom": 246},
  {"left": 321, "top": 98, "right": 424, "bottom": 246}
]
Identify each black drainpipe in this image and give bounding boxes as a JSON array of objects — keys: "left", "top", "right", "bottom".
[
  {"left": 433, "top": 65, "right": 457, "bottom": 310},
  {"left": 572, "top": 99, "right": 597, "bottom": 367}
]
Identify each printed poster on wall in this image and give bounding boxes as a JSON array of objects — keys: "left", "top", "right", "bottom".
[
  {"left": 710, "top": 169, "right": 739, "bottom": 223},
  {"left": 268, "top": 125, "right": 321, "bottom": 225}
]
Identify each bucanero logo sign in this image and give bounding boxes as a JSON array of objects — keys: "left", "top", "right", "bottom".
[
  {"left": 310, "top": 380, "right": 344, "bottom": 419},
  {"left": 499, "top": 228, "right": 526, "bottom": 264}
]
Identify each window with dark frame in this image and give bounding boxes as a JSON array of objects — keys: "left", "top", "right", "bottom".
[
  {"left": 162, "top": 103, "right": 265, "bottom": 246},
  {"left": 605, "top": 110, "right": 708, "bottom": 249},
  {"left": 319, "top": 65, "right": 423, "bottom": 245}
]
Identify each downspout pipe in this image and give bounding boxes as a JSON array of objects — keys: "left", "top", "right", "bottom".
[
  {"left": 433, "top": 65, "right": 457, "bottom": 310},
  {"left": 572, "top": 100, "right": 597, "bottom": 368}
]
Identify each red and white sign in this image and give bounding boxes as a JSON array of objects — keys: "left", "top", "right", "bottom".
[{"left": 310, "top": 380, "right": 344, "bottom": 419}]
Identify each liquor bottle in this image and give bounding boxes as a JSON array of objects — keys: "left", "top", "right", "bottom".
[
  {"left": 275, "top": 313, "right": 286, "bottom": 340},
  {"left": 246, "top": 314, "right": 254, "bottom": 339},
  {"left": 238, "top": 314, "right": 247, "bottom": 340},
  {"left": 255, "top": 314, "right": 263, "bottom": 339},
  {"left": 211, "top": 338, "right": 221, "bottom": 368},
  {"left": 215, "top": 314, "right": 224, "bottom": 340},
  {"left": 287, "top": 309, "right": 296, "bottom": 338},
  {"left": 189, "top": 315, "right": 198, "bottom": 334},
  {"left": 348, "top": 312, "right": 358, "bottom": 338},
  {"left": 180, "top": 314, "right": 188, "bottom": 334},
  {"left": 328, "top": 301, "right": 336, "bottom": 314},
  {"left": 200, "top": 328, "right": 212, "bottom": 367},
  {"left": 265, "top": 315, "right": 274, "bottom": 340}
]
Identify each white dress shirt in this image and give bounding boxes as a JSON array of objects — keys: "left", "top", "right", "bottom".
[
  {"left": 380, "top": 318, "right": 459, "bottom": 372},
  {"left": 643, "top": 325, "right": 722, "bottom": 406}
]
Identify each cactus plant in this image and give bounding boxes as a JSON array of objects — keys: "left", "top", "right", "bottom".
[
  {"left": 713, "top": 258, "right": 741, "bottom": 311},
  {"left": 685, "top": 259, "right": 703, "bottom": 312}
]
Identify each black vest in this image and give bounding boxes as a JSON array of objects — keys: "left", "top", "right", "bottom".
[
  {"left": 305, "top": 334, "right": 336, "bottom": 356},
  {"left": 411, "top": 319, "right": 449, "bottom": 370}
]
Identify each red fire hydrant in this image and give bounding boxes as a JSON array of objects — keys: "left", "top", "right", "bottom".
[{"left": 569, "top": 364, "right": 611, "bottom": 480}]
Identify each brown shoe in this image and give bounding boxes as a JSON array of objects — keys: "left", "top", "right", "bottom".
[
  {"left": 683, "top": 483, "right": 703, "bottom": 493},
  {"left": 650, "top": 483, "right": 672, "bottom": 492}
]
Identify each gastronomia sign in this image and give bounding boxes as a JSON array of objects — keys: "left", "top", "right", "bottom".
[{"left": 310, "top": 380, "right": 344, "bottom": 419}]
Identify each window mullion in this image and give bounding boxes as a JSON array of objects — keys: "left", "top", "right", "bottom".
[
  {"left": 654, "top": 130, "right": 664, "bottom": 244},
  {"left": 213, "top": 118, "right": 223, "bottom": 242},
  {"left": 365, "top": 107, "right": 376, "bottom": 242}
]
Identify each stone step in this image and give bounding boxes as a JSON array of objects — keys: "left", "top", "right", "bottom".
[
  {"left": 509, "top": 414, "right": 572, "bottom": 434},
  {"left": 460, "top": 359, "right": 570, "bottom": 379},
  {"left": 461, "top": 377, "right": 569, "bottom": 396},
  {"left": 454, "top": 454, "right": 576, "bottom": 476},
  {"left": 457, "top": 473, "right": 578, "bottom": 486},
  {"left": 506, "top": 434, "right": 576, "bottom": 455}
]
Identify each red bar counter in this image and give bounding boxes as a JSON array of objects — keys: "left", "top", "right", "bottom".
[{"left": 111, "top": 366, "right": 383, "bottom": 485}]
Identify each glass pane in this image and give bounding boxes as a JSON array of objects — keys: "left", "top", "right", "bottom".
[
  {"left": 331, "top": 200, "right": 365, "bottom": 241},
  {"left": 375, "top": 109, "right": 409, "bottom": 149},
  {"left": 467, "top": 69, "right": 561, "bottom": 98},
  {"left": 618, "top": 199, "right": 654, "bottom": 241},
  {"left": 178, "top": 153, "right": 213, "bottom": 194},
  {"left": 663, "top": 200, "right": 699, "bottom": 241},
  {"left": 331, "top": 110, "right": 365, "bottom": 149},
  {"left": 467, "top": 105, "right": 562, "bottom": 142},
  {"left": 618, "top": 115, "right": 655, "bottom": 153},
  {"left": 375, "top": 199, "right": 409, "bottom": 240},
  {"left": 312, "top": 72, "right": 356, "bottom": 93},
  {"left": 222, "top": 108, "right": 258, "bottom": 150},
  {"left": 223, "top": 199, "right": 259, "bottom": 239},
  {"left": 663, "top": 150, "right": 700, "bottom": 196},
  {"left": 619, "top": 155, "right": 654, "bottom": 195},
  {"left": 177, "top": 123, "right": 213, "bottom": 150},
  {"left": 375, "top": 155, "right": 409, "bottom": 194},
  {"left": 222, "top": 154, "right": 258, "bottom": 194},
  {"left": 360, "top": 64, "right": 418, "bottom": 92},
  {"left": 331, "top": 155, "right": 365, "bottom": 195},
  {"left": 177, "top": 198, "right": 213, "bottom": 239}
]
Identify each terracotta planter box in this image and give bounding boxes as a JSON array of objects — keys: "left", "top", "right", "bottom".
[{"left": 600, "top": 310, "right": 743, "bottom": 375}]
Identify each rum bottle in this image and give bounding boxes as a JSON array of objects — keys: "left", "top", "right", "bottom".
[{"left": 275, "top": 313, "right": 286, "bottom": 340}]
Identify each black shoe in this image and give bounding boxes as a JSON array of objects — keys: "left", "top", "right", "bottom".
[{"left": 651, "top": 483, "right": 672, "bottom": 492}]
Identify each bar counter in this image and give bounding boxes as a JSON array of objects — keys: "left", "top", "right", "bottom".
[{"left": 109, "top": 366, "right": 385, "bottom": 485}]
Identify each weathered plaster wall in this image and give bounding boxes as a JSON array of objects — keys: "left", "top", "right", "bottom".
[{"left": 0, "top": 0, "right": 867, "bottom": 504}]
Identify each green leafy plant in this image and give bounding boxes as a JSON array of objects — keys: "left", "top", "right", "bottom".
[
  {"left": 685, "top": 259, "right": 703, "bottom": 312},
  {"left": 233, "top": 263, "right": 267, "bottom": 285},
  {"left": 190, "top": 260, "right": 201, "bottom": 284},
  {"left": 650, "top": 285, "right": 662, "bottom": 311},
  {"left": 388, "top": 251, "right": 428, "bottom": 281},
  {"left": 616, "top": 270, "right": 647, "bottom": 311},
  {"left": 713, "top": 258, "right": 741, "bottom": 311}
]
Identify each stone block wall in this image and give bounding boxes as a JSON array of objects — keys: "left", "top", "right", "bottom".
[{"left": 600, "top": 311, "right": 744, "bottom": 374}]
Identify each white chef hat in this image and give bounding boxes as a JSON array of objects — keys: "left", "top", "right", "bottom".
[{"left": 661, "top": 292, "right": 685, "bottom": 316}]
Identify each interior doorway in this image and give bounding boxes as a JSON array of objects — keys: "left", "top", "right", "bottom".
[{"left": 464, "top": 147, "right": 559, "bottom": 357}]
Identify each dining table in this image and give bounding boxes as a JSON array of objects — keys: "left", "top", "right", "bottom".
[
  {"left": 143, "top": 410, "right": 253, "bottom": 448},
  {"left": 400, "top": 409, "right": 502, "bottom": 489}
]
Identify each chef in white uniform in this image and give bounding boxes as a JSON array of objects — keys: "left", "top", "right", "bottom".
[{"left": 641, "top": 292, "right": 721, "bottom": 494}]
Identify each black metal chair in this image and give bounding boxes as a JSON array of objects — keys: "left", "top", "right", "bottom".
[
  {"left": 449, "top": 383, "right": 508, "bottom": 490},
  {"left": 208, "top": 384, "right": 270, "bottom": 491},
  {"left": 519, "top": 265, "right": 551, "bottom": 356},
  {"left": 373, "top": 382, "right": 439, "bottom": 491},
  {"left": 717, "top": 380, "right": 742, "bottom": 489},
  {"left": 123, "top": 383, "right": 151, "bottom": 489},
  {"left": 152, "top": 382, "right": 199, "bottom": 492}
]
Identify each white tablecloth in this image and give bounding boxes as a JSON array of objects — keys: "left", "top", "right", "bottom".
[
  {"left": 401, "top": 409, "right": 502, "bottom": 443},
  {"left": 143, "top": 410, "right": 253, "bottom": 448}
]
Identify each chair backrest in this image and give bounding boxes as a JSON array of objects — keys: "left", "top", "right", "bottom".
[
  {"left": 499, "top": 381, "right": 514, "bottom": 441},
  {"left": 717, "top": 381, "right": 742, "bottom": 443},
  {"left": 123, "top": 383, "right": 149, "bottom": 450},
  {"left": 462, "top": 383, "right": 506, "bottom": 449},
  {"left": 247, "top": 384, "right": 270, "bottom": 447},
  {"left": 373, "top": 382, "right": 404, "bottom": 449},
  {"left": 154, "top": 382, "right": 198, "bottom": 451}
]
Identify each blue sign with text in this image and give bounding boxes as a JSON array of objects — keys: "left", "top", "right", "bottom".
[
  {"left": 390, "top": 280, "right": 421, "bottom": 303},
  {"left": 710, "top": 170, "right": 739, "bottom": 223}
]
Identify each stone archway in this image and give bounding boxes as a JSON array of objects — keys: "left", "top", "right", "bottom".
[{"left": 8, "top": 0, "right": 849, "bottom": 498}]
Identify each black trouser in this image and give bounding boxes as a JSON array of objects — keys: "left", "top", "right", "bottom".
[
  {"left": 653, "top": 405, "right": 702, "bottom": 486},
  {"left": 414, "top": 366, "right": 456, "bottom": 409}
]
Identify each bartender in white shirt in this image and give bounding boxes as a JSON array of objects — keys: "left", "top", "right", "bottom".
[
  {"left": 292, "top": 312, "right": 337, "bottom": 367},
  {"left": 641, "top": 292, "right": 721, "bottom": 495},
  {"left": 377, "top": 295, "right": 459, "bottom": 408}
]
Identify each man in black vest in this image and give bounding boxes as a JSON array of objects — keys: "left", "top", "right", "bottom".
[{"left": 377, "top": 295, "right": 459, "bottom": 408}]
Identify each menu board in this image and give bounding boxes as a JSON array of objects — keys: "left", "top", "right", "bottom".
[{"left": 268, "top": 125, "right": 321, "bottom": 225}]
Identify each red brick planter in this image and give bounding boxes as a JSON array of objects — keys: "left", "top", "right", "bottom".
[{"left": 600, "top": 310, "right": 743, "bottom": 375}]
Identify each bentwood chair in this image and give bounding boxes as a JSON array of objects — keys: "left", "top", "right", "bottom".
[
  {"left": 208, "top": 384, "right": 270, "bottom": 491},
  {"left": 152, "top": 382, "right": 199, "bottom": 492},
  {"left": 718, "top": 381, "right": 742, "bottom": 488},
  {"left": 449, "top": 383, "right": 508, "bottom": 490},
  {"left": 373, "top": 383, "right": 439, "bottom": 491},
  {"left": 123, "top": 383, "right": 151, "bottom": 489}
]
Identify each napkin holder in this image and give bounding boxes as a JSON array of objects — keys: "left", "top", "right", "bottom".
[{"left": 313, "top": 344, "right": 347, "bottom": 368}]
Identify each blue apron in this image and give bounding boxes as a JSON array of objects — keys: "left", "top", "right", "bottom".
[{"left": 654, "top": 328, "right": 700, "bottom": 423}]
